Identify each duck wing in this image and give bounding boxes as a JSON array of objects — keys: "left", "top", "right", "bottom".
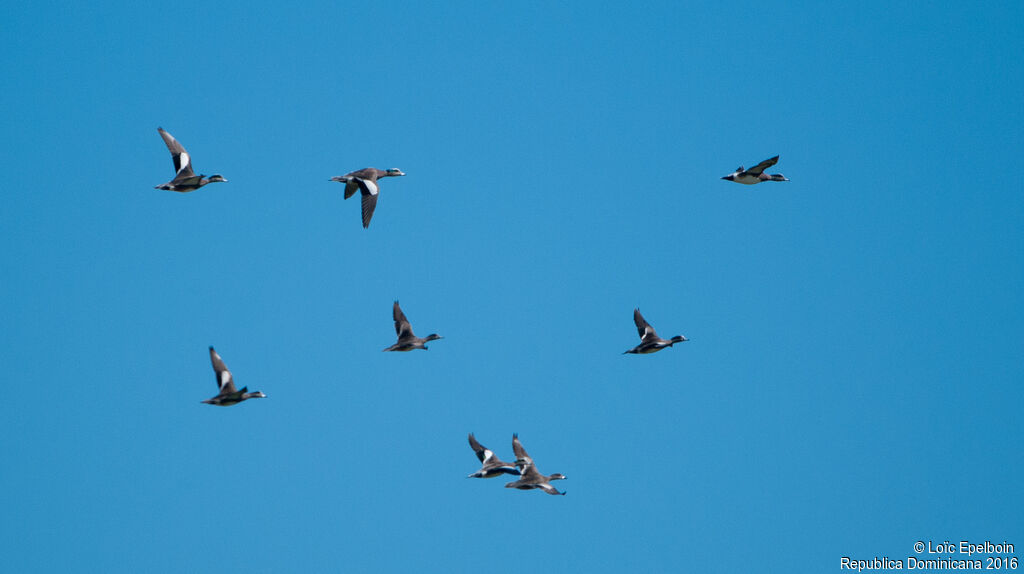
[
  {"left": 157, "top": 128, "right": 195, "bottom": 178},
  {"left": 512, "top": 433, "right": 534, "bottom": 469},
  {"left": 208, "top": 346, "right": 237, "bottom": 394},
  {"left": 468, "top": 433, "right": 494, "bottom": 464},
  {"left": 633, "top": 308, "right": 659, "bottom": 342},
  {"left": 359, "top": 180, "right": 379, "bottom": 228},
  {"left": 538, "top": 482, "right": 565, "bottom": 495},
  {"left": 343, "top": 180, "right": 359, "bottom": 199},
  {"left": 393, "top": 301, "right": 415, "bottom": 339},
  {"left": 745, "top": 155, "right": 779, "bottom": 176}
]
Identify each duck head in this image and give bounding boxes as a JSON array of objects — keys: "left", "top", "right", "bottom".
[
  {"left": 207, "top": 174, "right": 228, "bottom": 183},
  {"left": 385, "top": 168, "right": 405, "bottom": 177},
  {"left": 549, "top": 473, "right": 567, "bottom": 481}
]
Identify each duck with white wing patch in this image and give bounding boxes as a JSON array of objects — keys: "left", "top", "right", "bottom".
[
  {"left": 720, "top": 155, "right": 789, "bottom": 185},
  {"left": 154, "top": 128, "right": 227, "bottom": 192},
  {"left": 202, "top": 347, "right": 267, "bottom": 406},
  {"left": 330, "top": 167, "right": 405, "bottom": 228}
]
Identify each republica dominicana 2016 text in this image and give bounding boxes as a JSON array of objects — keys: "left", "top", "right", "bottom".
[{"left": 840, "top": 555, "right": 1019, "bottom": 570}]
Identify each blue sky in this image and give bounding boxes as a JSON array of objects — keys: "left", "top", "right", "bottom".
[{"left": 2, "top": 1, "right": 1022, "bottom": 572}]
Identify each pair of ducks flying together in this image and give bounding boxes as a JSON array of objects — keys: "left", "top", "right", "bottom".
[
  {"left": 468, "top": 433, "right": 567, "bottom": 495},
  {"left": 154, "top": 128, "right": 404, "bottom": 228},
  {"left": 155, "top": 128, "right": 788, "bottom": 225}
]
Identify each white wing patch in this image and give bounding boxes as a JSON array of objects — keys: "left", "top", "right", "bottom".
[
  {"left": 361, "top": 179, "right": 379, "bottom": 195},
  {"left": 219, "top": 370, "right": 232, "bottom": 388},
  {"left": 178, "top": 151, "right": 191, "bottom": 172},
  {"left": 482, "top": 449, "right": 495, "bottom": 463}
]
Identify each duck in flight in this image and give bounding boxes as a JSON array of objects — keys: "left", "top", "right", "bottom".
[
  {"left": 625, "top": 308, "right": 688, "bottom": 354},
  {"left": 721, "top": 155, "right": 789, "bottom": 185},
  {"left": 202, "top": 347, "right": 267, "bottom": 406},
  {"left": 330, "top": 167, "right": 405, "bottom": 228},
  {"left": 505, "top": 434, "right": 566, "bottom": 495},
  {"left": 154, "top": 128, "right": 227, "bottom": 192},
  {"left": 383, "top": 301, "right": 443, "bottom": 352},
  {"left": 467, "top": 433, "right": 521, "bottom": 478}
]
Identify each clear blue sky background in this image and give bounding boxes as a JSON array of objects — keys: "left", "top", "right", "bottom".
[{"left": 2, "top": 1, "right": 1022, "bottom": 572}]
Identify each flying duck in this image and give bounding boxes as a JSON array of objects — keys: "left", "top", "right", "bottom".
[
  {"left": 720, "top": 155, "right": 789, "bottom": 184},
  {"left": 202, "top": 347, "right": 267, "bottom": 406},
  {"left": 329, "top": 167, "right": 405, "bottom": 228},
  {"left": 154, "top": 128, "right": 227, "bottom": 192},
  {"left": 504, "top": 434, "right": 567, "bottom": 496},
  {"left": 625, "top": 308, "right": 688, "bottom": 354},
  {"left": 383, "top": 301, "right": 442, "bottom": 352},
  {"left": 467, "top": 433, "right": 521, "bottom": 478}
]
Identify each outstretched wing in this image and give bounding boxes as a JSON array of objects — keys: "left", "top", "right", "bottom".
[
  {"left": 512, "top": 433, "right": 533, "bottom": 469},
  {"left": 745, "top": 155, "right": 779, "bottom": 176},
  {"left": 393, "top": 301, "right": 414, "bottom": 339},
  {"left": 157, "top": 128, "right": 195, "bottom": 177},
  {"left": 468, "top": 433, "right": 493, "bottom": 464},
  {"left": 634, "top": 308, "right": 658, "bottom": 341},
  {"left": 360, "top": 181, "right": 379, "bottom": 228},
  {"left": 208, "top": 346, "right": 237, "bottom": 394}
]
